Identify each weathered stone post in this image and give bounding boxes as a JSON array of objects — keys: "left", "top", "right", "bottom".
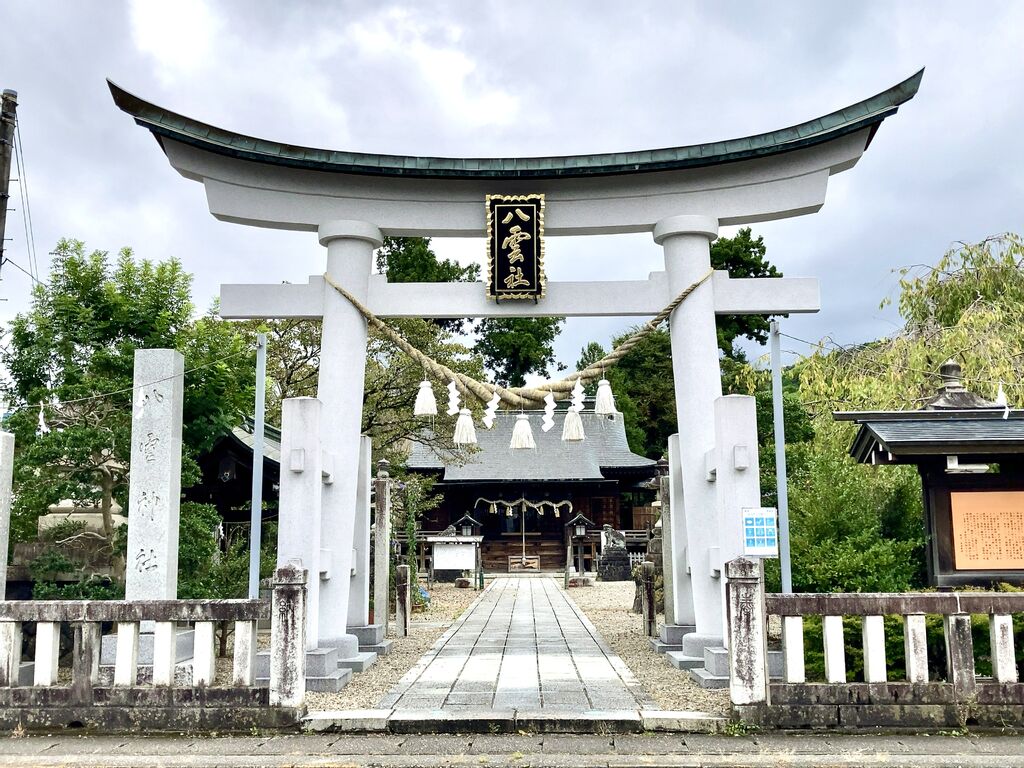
[
  {"left": 270, "top": 562, "right": 307, "bottom": 709},
  {"left": 945, "top": 613, "right": 977, "bottom": 701},
  {"left": 70, "top": 623, "right": 101, "bottom": 704},
  {"left": 395, "top": 564, "right": 410, "bottom": 638},
  {"left": 373, "top": 460, "right": 391, "bottom": 635},
  {"left": 658, "top": 464, "right": 678, "bottom": 628},
  {"left": 641, "top": 561, "right": 657, "bottom": 638},
  {"left": 125, "top": 349, "right": 184, "bottom": 605},
  {"left": 725, "top": 557, "right": 768, "bottom": 706},
  {"left": 0, "top": 431, "right": 14, "bottom": 601}
]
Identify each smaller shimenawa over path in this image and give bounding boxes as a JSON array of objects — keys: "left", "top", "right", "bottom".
[{"left": 378, "top": 577, "right": 656, "bottom": 713}]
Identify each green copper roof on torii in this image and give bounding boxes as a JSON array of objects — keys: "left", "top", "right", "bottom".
[{"left": 107, "top": 70, "right": 923, "bottom": 180}]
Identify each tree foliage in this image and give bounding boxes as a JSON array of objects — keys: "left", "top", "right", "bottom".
[
  {"left": 572, "top": 228, "right": 783, "bottom": 458},
  {"left": 1, "top": 240, "right": 254, "bottom": 594},
  {"left": 779, "top": 234, "right": 1024, "bottom": 595},
  {"left": 474, "top": 316, "right": 565, "bottom": 387}
]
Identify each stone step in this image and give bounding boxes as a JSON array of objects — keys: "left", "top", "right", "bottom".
[
  {"left": 660, "top": 624, "right": 696, "bottom": 645},
  {"left": 349, "top": 624, "right": 385, "bottom": 646},
  {"left": 337, "top": 651, "right": 377, "bottom": 673},
  {"left": 362, "top": 639, "right": 393, "bottom": 657},
  {"left": 257, "top": 667, "right": 352, "bottom": 693},
  {"left": 703, "top": 647, "right": 784, "bottom": 678},
  {"left": 665, "top": 651, "right": 705, "bottom": 670},
  {"left": 648, "top": 637, "right": 682, "bottom": 654},
  {"left": 688, "top": 666, "right": 729, "bottom": 689},
  {"left": 255, "top": 646, "right": 339, "bottom": 679}
]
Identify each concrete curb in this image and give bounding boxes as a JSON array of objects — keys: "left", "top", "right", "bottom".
[{"left": 303, "top": 708, "right": 726, "bottom": 734}]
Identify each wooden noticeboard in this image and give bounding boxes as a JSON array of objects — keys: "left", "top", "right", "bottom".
[{"left": 951, "top": 491, "right": 1024, "bottom": 570}]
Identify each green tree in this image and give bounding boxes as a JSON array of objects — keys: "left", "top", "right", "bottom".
[
  {"left": 242, "top": 237, "right": 486, "bottom": 458},
  {"left": 781, "top": 233, "right": 1024, "bottom": 595},
  {"left": 474, "top": 316, "right": 566, "bottom": 387},
  {"left": 1, "top": 239, "right": 254, "bottom": 589},
  {"left": 377, "top": 235, "right": 566, "bottom": 388},
  {"left": 571, "top": 228, "right": 783, "bottom": 457}
]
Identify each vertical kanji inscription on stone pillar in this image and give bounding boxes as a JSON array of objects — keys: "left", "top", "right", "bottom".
[{"left": 125, "top": 349, "right": 184, "bottom": 602}]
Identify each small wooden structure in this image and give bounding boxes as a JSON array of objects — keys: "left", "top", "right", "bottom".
[{"left": 838, "top": 360, "right": 1024, "bottom": 587}]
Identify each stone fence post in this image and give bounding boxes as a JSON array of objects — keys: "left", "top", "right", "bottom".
[
  {"left": 641, "top": 561, "right": 657, "bottom": 637},
  {"left": 269, "top": 563, "right": 307, "bottom": 708},
  {"left": 373, "top": 460, "right": 391, "bottom": 634},
  {"left": 725, "top": 557, "right": 769, "bottom": 706},
  {"left": 396, "top": 564, "right": 410, "bottom": 638}
]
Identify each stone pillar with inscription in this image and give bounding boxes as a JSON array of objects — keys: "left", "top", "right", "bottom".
[
  {"left": 125, "top": 349, "right": 184, "bottom": 603},
  {"left": 102, "top": 349, "right": 190, "bottom": 668}
]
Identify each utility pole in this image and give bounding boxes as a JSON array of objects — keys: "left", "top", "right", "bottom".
[{"left": 0, "top": 90, "right": 18, "bottom": 278}]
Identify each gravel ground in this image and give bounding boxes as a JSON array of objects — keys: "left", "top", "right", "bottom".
[
  {"left": 566, "top": 581, "right": 729, "bottom": 715},
  {"left": 306, "top": 582, "right": 481, "bottom": 711}
]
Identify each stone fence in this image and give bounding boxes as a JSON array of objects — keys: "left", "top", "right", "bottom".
[
  {"left": 0, "top": 564, "right": 308, "bottom": 731},
  {"left": 726, "top": 557, "right": 1024, "bottom": 728}
]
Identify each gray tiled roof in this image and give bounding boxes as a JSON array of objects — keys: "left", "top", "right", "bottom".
[
  {"left": 850, "top": 417, "right": 1024, "bottom": 461},
  {"left": 406, "top": 410, "right": 655, "bottom": 482},
  {"left": 232, "top": 420, "right": 282, "bottom": 465}
]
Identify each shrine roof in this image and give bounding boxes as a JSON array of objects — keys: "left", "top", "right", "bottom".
[
  {"left": 849, "top": 415, "right": 1024, "bottom": 463},
  {"left": 107, "top": 70, "right": 922, "bottom": 180},
  {"left": 406, "top": 410, "right": 656, "bottom": 483}
]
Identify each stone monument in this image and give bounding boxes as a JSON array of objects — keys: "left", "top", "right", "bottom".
[{"left": 102, "top": 349, "right": 192, "bottom": 668}]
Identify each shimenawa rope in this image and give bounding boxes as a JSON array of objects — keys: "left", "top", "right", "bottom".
[{"left": 322, "top": 268, "right": 714, "bottom": 409}]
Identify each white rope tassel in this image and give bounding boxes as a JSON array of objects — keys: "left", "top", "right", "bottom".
[
  {"left": 37, "top": 400, "right": 50, "bottom": 435},
  {"left": 594, "top": 378, "right": 617, "bottom": 415},
  {"left": 413, "top": 380, "right": 438, "bottom": 416},
  {"left": 562, "top": 408, "right": 585, "bottom": 442},
  {"left": 510, "top": 413, "right": 536, "bottom": 450},
  {"left": 453, "top": 408, "right": 477, "bottom": 444}
]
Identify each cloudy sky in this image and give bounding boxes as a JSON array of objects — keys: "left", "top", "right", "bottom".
[{"left": 3, "top": 1, "right": 1023, "bottom": 374}]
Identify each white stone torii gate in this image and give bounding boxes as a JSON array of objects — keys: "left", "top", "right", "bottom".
[{"left": 109, "top": 71, "right": 922, "bottom": 660}]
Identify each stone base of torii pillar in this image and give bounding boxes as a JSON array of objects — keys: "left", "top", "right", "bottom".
[{"left": 254, "top": 397, "right": 377, "bottom": 692}]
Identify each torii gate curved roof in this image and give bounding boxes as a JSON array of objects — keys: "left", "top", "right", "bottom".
[{"left": 108, "top": 71, "right": 922, "bottom": 236}]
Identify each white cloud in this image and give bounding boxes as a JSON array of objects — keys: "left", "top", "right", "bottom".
[
  {"left": 128, "top": 0, "right": 223, "bottom": 87},
  {"left": 344, "top": 7, "right": 520, "bottom": 130}
]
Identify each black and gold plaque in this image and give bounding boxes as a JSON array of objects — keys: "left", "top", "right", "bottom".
[{"left": 486, "top": 194, "right": 545, "bottom": 300}]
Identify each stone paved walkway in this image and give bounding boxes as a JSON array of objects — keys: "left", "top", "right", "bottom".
[{"left": 378, "top": 577, "right": 656, "bottom": 713}]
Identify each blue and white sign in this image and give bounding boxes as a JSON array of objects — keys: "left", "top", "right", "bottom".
[{"left": 742, "top": 507, "right": 779, "bottom": 558}]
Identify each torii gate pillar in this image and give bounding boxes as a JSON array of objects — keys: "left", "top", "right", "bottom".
[
  {"left": 655, "top": 215, "right": 721, "bottom": 642},
  {"left": 315, "top": 220, "right": 382, "bottom": 656}
]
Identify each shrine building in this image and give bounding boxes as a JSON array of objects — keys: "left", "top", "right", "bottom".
[{"left": 405, "top": 408, "right": 658, "bottom": 573}]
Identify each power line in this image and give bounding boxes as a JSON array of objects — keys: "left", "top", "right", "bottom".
[
  {"left": 13, "top": 118, "right": 39, "bottom": 281},
  {"left": 1, "top": 254, "right": 45, "bottom": 286},
  {"left": 5, "top": 346, "right": 254, "bottom": 417}
]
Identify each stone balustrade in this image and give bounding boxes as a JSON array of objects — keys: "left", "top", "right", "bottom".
[
  {"left": 726, "top": 557, "right": 1024, "bottom": 728},
  {"left": 0, "top": 564, "right": 308, "bottom": 730}
]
